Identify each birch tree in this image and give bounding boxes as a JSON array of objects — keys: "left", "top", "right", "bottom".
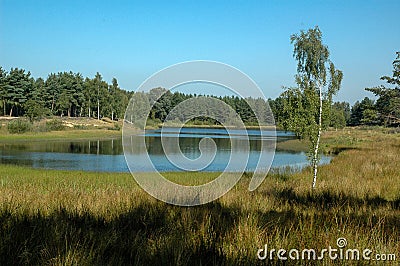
[{"left": 282, "top": 26, "right": 343, "bottom": 188}]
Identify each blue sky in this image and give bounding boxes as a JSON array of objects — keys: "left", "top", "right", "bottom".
[{"left": 1, "top": 0, "right": 399, "bottom": 103}]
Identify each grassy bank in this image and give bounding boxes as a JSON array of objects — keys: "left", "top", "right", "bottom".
[
  {"left": 0, "top": 117, "right": 122, "bottom": 142},
  {"left": 0, "top": 128, "right": 121, "bottom": 142},
  {"left": 0, "top": 128, "right": 399, "bottom": 265},
  {"left": 0, "top": 117, "right": 275, "bottom": 143}
]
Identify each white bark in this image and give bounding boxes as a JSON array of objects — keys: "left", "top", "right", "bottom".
[
  {"left": 97, "top": 85, "right": 100, "bottom": 120},
  {"left": 312, "top": 85, "right": 323, "bottom": 188}
]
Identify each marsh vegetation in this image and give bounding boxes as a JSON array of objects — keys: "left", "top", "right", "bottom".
[{"left": 0, "top": 128, "right": 398, "bottom": 265}]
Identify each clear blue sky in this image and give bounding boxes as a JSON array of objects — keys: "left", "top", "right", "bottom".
[{"left": 1, "top": 0, "right": 399, "bottom": 103}]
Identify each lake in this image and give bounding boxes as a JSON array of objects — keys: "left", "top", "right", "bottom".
[{"left": 0, "top": 128, "right": 331, "bottom": 172}]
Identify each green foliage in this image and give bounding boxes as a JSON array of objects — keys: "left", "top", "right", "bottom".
[
  {"left": 283, "top": 27, "right": 342, "bottom": 140},
  {"left": 45, "top": 119, "right": 65, "bottom": 131},
  {"left": 327, "top": 102, "right": 349, "bottom": 129},
  {"left": 350, "top": 97, "right": 377, "bottom": 126},
  {"left": 361, "top": 108, "right": 380, "bottom": 125},
  {"left": 106, "top": 123, "right": 121, "bottom": 131},
  {"left": 3, "top": 60, "right": 399, "bottom": 131},
  {"left": 125, "top": 88, "right": 265, "bottom": 128},
  {"left": 4, "top": 68, "right": 33, "bottom": 116},
  {"left": 145, "top": 118, "right": 161, "bottom": 128},
  {"left": 142, "top": 88, "right": 267, "bottom": 126},
  {"left": 291, "top": 27, "right": 329, "bottom": 83},
  {"left": 0, "top": 67, "right": 132, "bottom": 120},
  {"left": 329, "top": 106, "right": 346, "bottom": 129},
  {"left": 0, "top": 67, "right": 7, "bottom": 116},
  {"left": 283, "top": 26, "right": 343, "bottom": 188},
  {"left": 24, "top": 99, "right": 49, "bottom": 122},
  {"left": 73, "top": 124, "right": 89, "bottom": 130},
  {"left": 280, "top": 87, "right": 317, "bottom": 139},
  {"left": 365, "top": 51, "right": 400, "bottom": 126},
  {"left": 113, "top": 123, "right": 121, "bottom": 131},
  {"left": 7, "top": 119, "right": 32, "bottom": 134},
  {"left": 332, "top": 102, "right": 351, "bottom": 125}
]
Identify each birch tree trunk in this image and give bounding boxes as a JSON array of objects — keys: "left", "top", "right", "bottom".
[
  {"left": 97, "top": 85, "right": 100, "bottom": 120},
  {"left": 51, "top": 95, "right": 55, "bottom": 113},
  {"left": 289, "top": 26, "right": 343, "bottom": 189},
  {"left": 312, "top": 84, "right": 323, "bottom": 188}
]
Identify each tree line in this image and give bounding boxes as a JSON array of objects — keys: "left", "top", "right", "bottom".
[
  {"left": 0, "top": 68, "right": 131, "bottom": 121},
  {"left": 270, "top": 51, "right": 400, "bottom": 129},
  {"left": 1, "top": 51, "right": 399, "bottom": 128},
  {"left": 138, "top": 87, "right": 273, "bottom": 126}
]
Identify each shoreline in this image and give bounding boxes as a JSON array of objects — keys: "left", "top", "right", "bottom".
[{"left": 0, "top": 129, "right": 122, "bottom": 143}]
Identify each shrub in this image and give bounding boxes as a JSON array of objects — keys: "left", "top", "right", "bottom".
[
  {"left": 107, "top": 123, "right": 121, "bottom": 131},
  {"left": 31, "top": 120, "right": 49, "bottom": 133},
  {"left": 148, "top": 118, "right": 162, "bottom": 127},
  {"left": 46, "top": 119, "right": 65, "bottom": 131},
  {"left": 73, "top": 124, "right": 89, "bottom": 130},
  {"left": 7, "top": 119, "right": 32, "bottom": 134}
]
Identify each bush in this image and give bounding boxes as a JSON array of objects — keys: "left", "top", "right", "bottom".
[
  {"left": 145, "top": 118, "right": 161, "bottom": 128},
  {"left": 73, "top": 124, "right": 89, "bottom": 130},
  {"left": 7, "top": 119, "right": 32, "bottom": 134},
  {"left": 107, "top": 123, "right": 121, "bottom": 131},
  {"left": 31, "top": 121, "right": 49, "bottom": 133},
  {"left": 46, "top": 119, "right": 65, "bottom": 131}
]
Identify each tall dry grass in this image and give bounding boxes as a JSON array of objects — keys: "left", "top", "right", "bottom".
[{"left": 0, "top": 127, "right": 399, "bottom": 265}]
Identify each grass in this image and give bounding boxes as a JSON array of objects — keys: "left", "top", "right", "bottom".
[
  {"left": 0, "top": 128, "right": 121, "bottom": 142},
  {"left": 0, "top": 128, "right": 399, "bottom": 265},
  {"left": 0, "top": 117, "right": 122, "bottom": 142}
]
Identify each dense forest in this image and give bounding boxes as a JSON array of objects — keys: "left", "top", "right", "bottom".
[
  {"left": 0, "top": 51, "right": 399, "bottom": 128},
  {"left": 0, "top": 67, "right": 131, "bottom": 121},
  {"left": 128, "top": 87, "right": 274, "bottom": 126}
]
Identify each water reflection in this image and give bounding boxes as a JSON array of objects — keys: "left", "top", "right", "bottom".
[{"left": 0, "top": 129, "right": 331, "bottom": 172}]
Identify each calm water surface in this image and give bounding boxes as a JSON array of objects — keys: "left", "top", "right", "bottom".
[{"left": 0, "top": 128, "right": 331, "bottom": 172}]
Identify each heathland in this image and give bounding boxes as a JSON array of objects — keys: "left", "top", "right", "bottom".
[{"left": 0, "top": 126, "right": 399, "bottom": 265}]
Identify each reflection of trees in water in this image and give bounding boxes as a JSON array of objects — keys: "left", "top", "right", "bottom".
[
  {"left": 2, "top": 139, "right": 124, "bottom": 155},
  {"left": 2, "top": 130, "right": 292, "bottom": 157},
  {"left": 143, "top": 136, "right": 275, "bottom": 155}
]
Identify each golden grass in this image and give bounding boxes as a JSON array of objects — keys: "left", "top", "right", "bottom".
[
  {"left": 0, "top": 127, "right": 399, "bottom": 265},
  {"left": 0, "top": 128, "right": 121, "bottom": 142}
]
